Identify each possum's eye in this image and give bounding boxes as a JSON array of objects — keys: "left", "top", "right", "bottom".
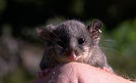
[
  {"left": 57, "top": 41, "right": 63, "bottom": 47},
  {"left": 57, "top": 40, "right": 66, "bottom": 49},
  {"left": 78, "top": 38, "right": 85, "bottom": 45}
]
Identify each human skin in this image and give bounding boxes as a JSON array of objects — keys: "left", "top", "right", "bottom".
[{"left": 34, "top": 62, "right": 135, "bottom": 83}]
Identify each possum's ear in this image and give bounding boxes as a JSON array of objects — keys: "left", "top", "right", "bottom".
[
  {"left": 87, "top": 19, "right": 103, "bottom": 44},
  {"left": 36, "top": 25, "right": 58, "bottom": 41}
]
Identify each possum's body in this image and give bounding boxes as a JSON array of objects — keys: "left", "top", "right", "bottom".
[{"left": 37, "top": 20, "right": 113, "bottom": 72}]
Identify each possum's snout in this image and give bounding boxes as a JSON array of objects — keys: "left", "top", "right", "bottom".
[{"left": 66, "top": 49, "right": 80, "bottom": 61}]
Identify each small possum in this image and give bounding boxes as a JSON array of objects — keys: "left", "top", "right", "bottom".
[{"left": 37, "top": 19, "right": 113, "bottom": 72}]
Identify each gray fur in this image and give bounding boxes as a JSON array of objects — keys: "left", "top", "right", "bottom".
[{"left": 37, "top": 20, "right": 113, "bottom": 72}]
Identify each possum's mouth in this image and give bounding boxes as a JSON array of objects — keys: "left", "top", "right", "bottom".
[
  {"left": 54, "top": 46, "right": 91, "bottom": 63},
  {"left": 66, "top": 50, "right": 79, "bottom": 61},
  {"left": 55, "top": 49, "right": 81, "bottom": 62}
]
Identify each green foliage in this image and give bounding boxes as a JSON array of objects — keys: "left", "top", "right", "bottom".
[
  {"left": 3, "top": 68, "right": 34, "bottom": 83},
  {"left": 71, "top": 0, "right": 84, "bottom": 16},
  {"left": 105, "top": 19, "right": 136, "bottom": 79},
  {"left": 112, "top": 19, "right": 136, "bottom": 56},
  {"left": 0, "top": 0, "right": 6, "bottom": 14}
]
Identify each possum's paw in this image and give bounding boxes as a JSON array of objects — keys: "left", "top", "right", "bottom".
[
  {"left": 38, "top": 68, "right": 53, "bottom": 78},
  {"left": 102, "top": 67, "right": 113, "bottom": 73}
]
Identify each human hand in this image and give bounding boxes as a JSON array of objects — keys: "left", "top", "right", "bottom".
[{"left": 34, "top": 62, "right": 134, "bottom": 83}]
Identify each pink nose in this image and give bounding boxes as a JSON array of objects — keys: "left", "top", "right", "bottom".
[{"left": 69, "top": 52, "right": 77, "bottom": 61}]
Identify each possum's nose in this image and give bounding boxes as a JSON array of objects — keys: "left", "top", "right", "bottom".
[
  {"left": 69, "top": 52, "right": 77, "bottom": 60},
  {"left": 66, "top": 48, "right": 79, "bottom": 61}
]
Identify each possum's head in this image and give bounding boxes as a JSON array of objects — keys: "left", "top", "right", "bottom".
[{"left": 37, "top": 20, "right": 103, "bottom": 62}]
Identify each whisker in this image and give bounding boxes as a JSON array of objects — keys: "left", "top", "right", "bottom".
[
  {"left": 101, "top": 39, "right": 115, "bottom": 43},
  {"left": 100, "top": 46, "right": 122, "bottom": 56}
]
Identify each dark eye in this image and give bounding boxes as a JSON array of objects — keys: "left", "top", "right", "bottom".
[
  {"left": 57, "top": 40, "right": 66, "bottom": 48},
  {"left": 57, "top": 41, "right": 63, "bottom": 46},
  {"left": 78, "top": 38, "right": 85, "bottom": 45}
]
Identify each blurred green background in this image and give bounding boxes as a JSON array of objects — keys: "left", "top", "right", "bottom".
[{"left": 0, "top": 0, "right": 136, "bottom": 82}]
